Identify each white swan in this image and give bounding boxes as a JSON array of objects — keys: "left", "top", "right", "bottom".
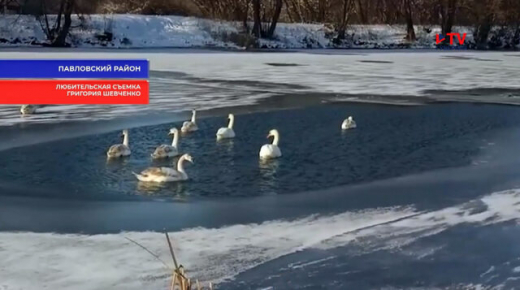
[
  {"left": 341, "top": 116, "right": 357, "bottom": 130},
  {"left": 20, "top": 105, "right": 37, "bottom": 115},
  {"left": 216, "top": 113, "right": 236, "bottom": 139},
  {"left": 259, "top": 129, "right": 282, "bottom": 159},
  {"left": 151, "top": 128, "right": 180, "bottom": 159},
  {"left": 107, "top": 129, "right": 131, "bottom": 158},
  {"left": 133, "top": 153, "right": 194, "bottom": 182},
  {"left": 181, "top": 109, "right": 199, "bottom": 133}
]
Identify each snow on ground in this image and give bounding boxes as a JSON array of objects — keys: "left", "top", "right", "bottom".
[
  {"left": 0, "top": 14, "right": 515, "bottom": 49},
  {"left": 0, "top": 15, "right": 239, "bottom": 48}
]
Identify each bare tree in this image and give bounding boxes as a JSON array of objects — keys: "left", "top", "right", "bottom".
[
  {"left": 252, "top": 0, "right": 284, "bottom": 38},
  {"left": 471, "top": 0, "right": 499, "bottom": 49},
  {"left": 335, "top": 0, "right": 354, "bottom": 39},
  {"left": 438, "top": 0, "right": 457, "bottom": 35},
  {"left": 381, "top": 0, "right": 402, "bottom": 24},
  {"left": 267, "top": 0, "right": 283, "bottom": 37},
  {"left": 317, "top": 0, "right": 327, "bottom": 21},
  {"left": 284, "top": 0, "right": 304, "bottom": 22},
  {"left": 18, "top": 0, "right": 520, "bottom": 49},
  {"left": 192, "top": 0, "right": 248, "bottom": 21},
  {"left": 253, "top": 0, "right": 261, "bottom": 36},
  {"left": 500, "top": 0, "right": 520, "bottom": 47},
  {"left": 52, "top": 0, "right": 74, "bottom": 46},
  {"left": 403, "top": 0, "right": 416, "bottom": 41},
  {"left": 355, "top": 0, "right": 367, "bottom": 23},
  {"left": 35, "top": 0, "right": 76, "bottom": 47}
]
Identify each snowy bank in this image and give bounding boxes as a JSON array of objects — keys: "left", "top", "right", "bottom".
[{"left": 0, "top": 14, "right": 518, "bottom": 49}]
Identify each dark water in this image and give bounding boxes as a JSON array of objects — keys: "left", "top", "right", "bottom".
[
  {"left": 2, "top": 102, "right": 520, "bottom": 290},
  {"left": 221, "top": 222, "right": 520, "bottom": 289},
  {"left": 0, "top": 103, "right": 515, "bottom": 201}
]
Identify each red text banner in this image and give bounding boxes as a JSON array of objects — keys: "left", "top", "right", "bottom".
[{"left": 0, "top": 80, "right": 149, "bottom": 104}]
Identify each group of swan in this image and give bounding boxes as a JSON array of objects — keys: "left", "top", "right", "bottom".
[
  {"left": 213, "top": 112, "right": 281, "bottom": 159},
  {"left": 106, "top": 110, "right": 355, "bottom": 183},
  {"left": 105, "top": 127, "right": 191, "bottom": 182}
]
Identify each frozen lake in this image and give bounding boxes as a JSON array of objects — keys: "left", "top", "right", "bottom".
[
  {"left": 1, "top": 49, "right": 520, "bottom": 129},
  {"left": 2, "top": 50, "right": 520, "bottom": 290}
]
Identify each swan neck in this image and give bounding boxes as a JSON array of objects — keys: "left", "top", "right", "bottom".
[
  {"left": 191, "top": 111, "right": 196, "bottom": 122},
  {"left": 177, "top": 155, "right": 186, "bottom": 173},
  {"left": 123, "top": 133, "right": 129, "bottom": 146},
  {"left": 172, "top": 131, "right": 179, "bottom": 147},
  {"left": 228, "top": 115, "right": 234, "bottom": 129},
  {"left": 272, "top": 132, "right": 280, "bottom": 146}
]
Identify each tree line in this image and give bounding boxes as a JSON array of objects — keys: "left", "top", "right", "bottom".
[
  {"left": 192, "top": 0, "right": 520, "bottom": 45},
  {"left": 10, "top": 0, "right": 520, "bottom": 47}
]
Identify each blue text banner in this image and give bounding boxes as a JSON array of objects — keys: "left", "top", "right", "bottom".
[{"left": 0, "top": 59, "right": 149, "bottom": 79}]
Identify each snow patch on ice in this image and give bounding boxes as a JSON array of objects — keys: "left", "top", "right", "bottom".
[
  {"left": 0, "top": 207, "right": 416, "bottom": 289},
  {"left": 0, "top": 50, "right": 519, "bottom": 128},
  {"left": 320, "top": 189, "right": 520, "bottom": 251},
  {"left": 2, "top": 189, "right": 520, "bottom": 289}
]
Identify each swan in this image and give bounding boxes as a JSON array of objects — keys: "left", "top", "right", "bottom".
[
  {"left": 216, "top": 113, "right": 236, "bottom": 139},
  {"left": 341, "top": 116, "right": 357, "bottom": 130},
  {"left": 107, "top": 129, "right": 131, "bottom": 158},
  {"left": 20, "top": 105, "right": 37, "bottom": 115},
  {"left": 259, "top": 129, "right": 282, "bottom": 159},
  {"left": 181, "top": 109, "right": 199, "bottom": 133},
  {"left": 133, "top": 153, "right": 194, "bottom": 182},
  {"left": 151, "top": 128, "right": 180, "bottom": 159}
]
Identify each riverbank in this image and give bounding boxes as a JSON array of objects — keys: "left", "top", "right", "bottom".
[{"left": 1, "top": 14, "right": 518, "bottom": 50}]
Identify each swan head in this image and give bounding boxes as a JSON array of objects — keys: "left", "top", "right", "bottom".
[
  {"left": 121, "top": 129, "right": 129, "bottom": 136},
  {"left": 228, "top": 113, "right": 234, "bottom": 119},
  {"left": 169, "top": 128, "right": 178, "bottom": 135},
  {"left": 183, "top": 153, "right": 194, "bottom": 163},
  {"left": 348, "top": 116, "right": 353, "bottom": 121},
  {"left": 267, "top": 129, "right": 278, "bottom": 138}
]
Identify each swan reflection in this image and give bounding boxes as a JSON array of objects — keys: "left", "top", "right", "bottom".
[
  {"left": 259, "top": 158, "right": 279, "bottom": 193},
  {"left": 136, "top": 181, "right": 166, "bottom": 194},
  {"left": 216, "top": 138, "right": 234, "bottom": 152},
  {"left": 136, "top": 180, "right": 189, "bottom": 200}
]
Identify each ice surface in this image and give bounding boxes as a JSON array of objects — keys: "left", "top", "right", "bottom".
[
  {"left": 0, "top": 207, "right": 415, "bottom": 289},
  {"left": 2, "top": 189, "right": 520, "bottom": 289},
  {"left": 0, "top": 50, "right": 519, "bottom": 128}
]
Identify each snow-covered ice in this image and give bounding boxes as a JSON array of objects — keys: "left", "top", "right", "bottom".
[
  {"left": 2, "top": 189, "right": 520, "bottom": 289},
  {"left": 0, "top": 50, "right": 519, "bottom": 128}
]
